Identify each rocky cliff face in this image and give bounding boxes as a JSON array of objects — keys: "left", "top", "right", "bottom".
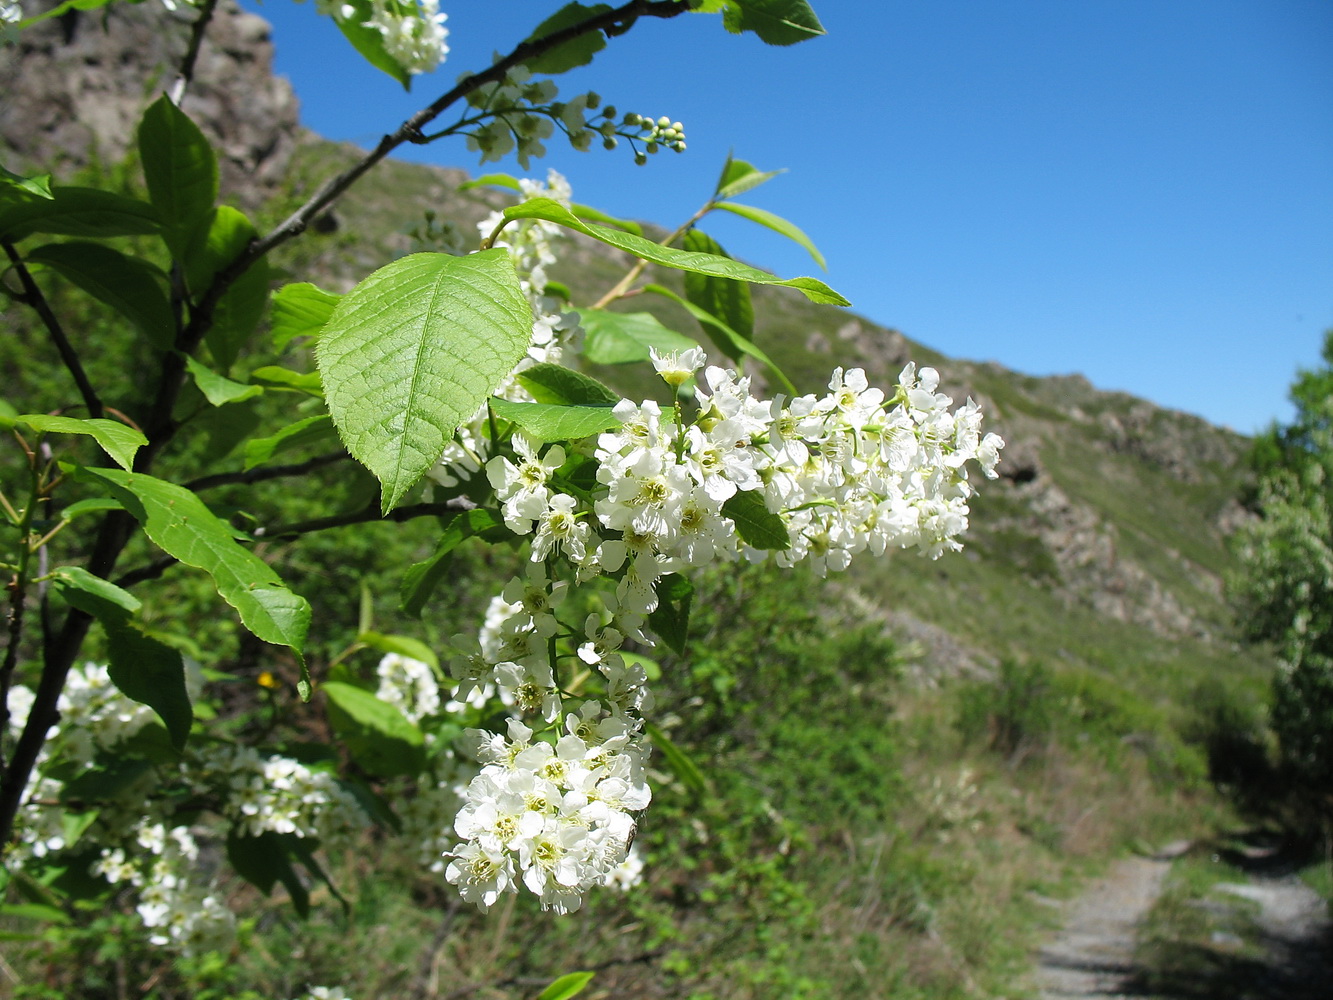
[{"left": 0, "top": 0, "right": 300, "bottom": 211}]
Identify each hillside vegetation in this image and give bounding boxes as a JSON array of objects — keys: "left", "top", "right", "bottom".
[{"left": 0, "top": 5, "right": 1284, "bottom": 997}]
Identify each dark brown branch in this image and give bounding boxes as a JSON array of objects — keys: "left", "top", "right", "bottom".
[
  {"left": 257, "top": 495, "right": 477, "bottom": 540},
  {"left": 184, "top": 451, "right": 349, "bottom": 493},
  {"left": 2, "top": 241, "right": 103, "bottom": 419},
  {"left": 168, "top": 0, "right": 220, "bottom": 104}
]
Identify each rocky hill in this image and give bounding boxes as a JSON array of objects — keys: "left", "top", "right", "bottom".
[{"left": 0, "top": 0, "right": 1259, "bottom": 700}]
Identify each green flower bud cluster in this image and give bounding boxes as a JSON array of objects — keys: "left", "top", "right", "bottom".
[{"left": 621, "top": 113, "right": 687, "bottom": 165}]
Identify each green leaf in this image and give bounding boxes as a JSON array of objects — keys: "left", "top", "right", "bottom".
[
  {"left": 645, "top": 722, "right": 706, "bottom": 794},
  {"left": 489, "top": 398, "right": 621, "bottom": 443},
  {"left": 51, "top": 567, "right": 193, "bottom": 749},
  {"left": 60, "top": 497, "right": 123, "bottom": 522},
  {"left": 332, "top": 0, "right": 412, "bottom": 89},
  {"left": 248, "top": 365, "right": 324, "bottom": 397},
  {"left": 51, "top": 566, "right": 139, "bottom": 616},
  {"left": 242, "top": 415, "right": 337, "bottom": 471},
  {"left": 184, "top": 355, "right": 263, "bottom": 406},
  {"left": 457, "top": 173, "right": 521, "bottom": 193},
  {"left": 71, "top": 467, "right": 310, "bottom": 659},
  {"left": 323, "top": 681, "right": 425, "bottom": 777},
  {"left": 61, "top": 759, "right": 156, "bottom": 804},
  {"left": 503, "top": 199, "right": 846, "bottom": 304},
  {"left": 714, "top": 155, "right": 785, "bottom": 200},
  {"left": 316, "top": 250, "right": 532, "bottom": 514},
  {"left": 184, "top": 206, "right": 269, "bottom": 372},
  {"left": 25, "top": 242, "right": 173, "bottom": 351},
  {"left": 722, "top": 489, "right": 790, "bottom": 550},
  {"left": 712, "top": 200, "right": 826, "bottom": 270},
  {"left": 647, "top": 573, "right": 692, "bottom": 655},
  {"left": 0, "top": 186, "right": 159, "bottom": 242},
  {"left": 579, "top": 310, "right": 700, "bottom": 366},
  {"left": 0, "top": 165, "right": 54, "bottom": 200},
  {"left": 14, "top": 0, "right": 113, "bottom": 30},
  {"left": 0, "top": 903, "right": 72, "bottom": 926},
  {"left": 271, "top": 282, "right": 340, "bottom": 350},
  {"left": 15, "top": 415, "right": 147, "bottom": 471},
  {"left": 571, "top": 203, "right": 642, "bottom": 236},
  {"left": 642, "top": 283, "right": 795, "bottom": 394},
  {"left": 709, "top": 0, "right": 826, "bottom": 45},
  {"left": 524, "top": 3, "right": 612, "bottom": 74},
  {"left": 516, "top": 363, "right": 620, "bottom": 406},
  {"left": 400, "top": 508, "right": 512, "bottom": 617},
  {"left": 356, "top": 632, "right": 439, "bottom": 673},
  {"left": 138, "top": 95, "right": 218, "bottom": 259},
  {"left": 226, "top": 831, "right": 312, "bottom": 918},
  {"left": 681, "top": 231, "right": 753, "bottom": 341},
  {"left": 537, "top": 971, "right": 596, "bottom": 1000}
]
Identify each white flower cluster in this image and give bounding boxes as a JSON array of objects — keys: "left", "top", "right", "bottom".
[
  {"left": 309, "top": 0, "right": 447, "bottom": 75},
  {"left": 445, "top": 712, "right": 649, "bottom": 913},
  {"left": 199, "top": 744, "right": 368, "bottom": 853},
  {"left": 93, "top": 822, "right": 236, "bottom": 954},
  {"left": 376, "top": 650, "right": 442, "bottom": 723}
]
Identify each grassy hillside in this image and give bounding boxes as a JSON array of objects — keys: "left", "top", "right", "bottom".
[{"left": 0, "top": 128, "right": 1276, "bottom": 999}]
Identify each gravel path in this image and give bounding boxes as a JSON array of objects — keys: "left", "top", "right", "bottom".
[
  {"left": 1032, "top": 854, "right": 1175, "bottom": 999},
  {"left": 1031, "top": 840, "right": 1332, "bottom": 999}
]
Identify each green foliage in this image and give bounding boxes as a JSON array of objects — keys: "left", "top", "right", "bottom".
[{"left": 317, "top": 250, "right": 532, "bottom": 512}]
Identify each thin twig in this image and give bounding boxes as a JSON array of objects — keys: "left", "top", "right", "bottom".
[
  {"left": 168, "top": 0, "right": 220, "bottom": 104},
  {"left": 184, "top": 451, "right": 349, "bottom": 492},
  {"left": 2, "top": 241, "right": 103, "bottom": 419},
  {"left": 409, "top": 900, "right": 460, "bottom": 1000}
]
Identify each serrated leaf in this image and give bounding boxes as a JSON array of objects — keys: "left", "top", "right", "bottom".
[
  {"left": 184, "top": 206, "right": 269, "bottom": 371},
  {"left": 400, "top": 508, "right": 512, "bottom": 617},
  {"left": 645, "top": 722, "right": 706, "bottom": 794},
  {"left": 722, "top": 489, "right": 790, "bottom": 550},
  {"left": 489, "top": 398, "right": 621, "bottom": 443},
  {"left": 333, "top": 0, "right": 412, "bottom": 89},
  {"left": 516, "top": 363, "right": 620, "bottom": 406},
  {"left": 323, "top": 681, "right": 425, "bottom": 777},
  {"left": 25, "top": 242, "right": 173, "bottom": 351},
  {"left": 712, "top": 200, "right": 826, "bottom": 270},
  {"left": 579, "top": 309, "right": 700, "bottom": 366},
  {"left": 537, "top": 971, "right": 596, "bottom": 1000},
  {"left": 15, "top": 415, "right": 147, "bottom": 471},
  {"left": 138, "top": 95, "right": 218, "bottom": 259},
  {"left": 242, "top": 415, "right": 337, "bottom": 471},
  {"left": 184, "top": 355, "right": 263, "bottom": 406},
  {"left": 681, "top": 228, "right": 754, "bottom": 337},
  {"left": 524, "top": 3, "right": 612, "bottom": 74},
  {"left": 316, "top": 250, "right": 531, "bottom": 513},
  {"left": 72, "top": 466, "right": 310, "bottom": 659},
  {"left": 0, "top": 186, "right": 159, "bottom": 242},
  {"left": 715, "top": 0, "right": 825, "bottom": 45},
  {"left": 502, "top": 199, "right": 846, "bottom": 305},
  {"left": 714, "top": 155, "right": 784, "bottom": 200},
  {"left": 271, "top": 282, "right": 340, "bottom": 350}
]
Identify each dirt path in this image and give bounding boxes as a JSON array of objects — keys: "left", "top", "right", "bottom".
[
  {"left": 1031, "top": 840, "right": 1332, "bottom": 1000},
  {"left": 1032, "top": 854, "right": 1175, "bottom": 999}
]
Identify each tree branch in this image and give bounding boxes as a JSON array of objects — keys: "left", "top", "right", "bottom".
[
  {"left": 168, "top": 0, "right": 219, "bottom": 105},
  {"left": 2, "top": 241, "right": 103, "bottom": 419},
  {"left": 184, "top": 451, "right": 349, "bottom": 492}
]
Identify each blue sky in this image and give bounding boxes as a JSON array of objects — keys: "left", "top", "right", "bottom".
[{"left": 243, "top": 0, "right": 1333, "bottom": 435}]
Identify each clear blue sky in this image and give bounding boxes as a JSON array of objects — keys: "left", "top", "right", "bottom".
[{"left": 243, "top": 0, "right": 1333, "bottom": 435}]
